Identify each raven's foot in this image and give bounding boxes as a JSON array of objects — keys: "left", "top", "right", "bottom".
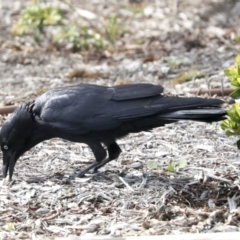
[
  {"left": 76, "top": 161, "right": 100, "bottom": 178},
  {"left": 93, "top": 157, "right": 111, "bottom": 173}
]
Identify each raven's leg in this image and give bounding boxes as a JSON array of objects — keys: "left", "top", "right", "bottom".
[
  {"left": 93, "top": 141, "right": 121, "bottom": 172},
  {"left": 76, "top": 142, "right": 107, "bottom": 178}
]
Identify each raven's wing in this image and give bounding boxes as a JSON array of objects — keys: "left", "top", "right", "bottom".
[
  {"left": 33, "top": 84, "right": 164, "bottom": 133},
  {"left": 112, "top": 84, "right": 163, "bottom": 100}
]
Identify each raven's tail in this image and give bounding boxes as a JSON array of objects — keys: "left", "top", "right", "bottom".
[
  {"left": 157, "top": 108, "right": 226, "bottom": 122},
  {"left": 155, "top": 97, "right": 226, "bottom": 122}
]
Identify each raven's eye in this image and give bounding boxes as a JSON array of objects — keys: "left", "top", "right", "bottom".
[{"left": 2, "top": 145, "right": 8, "bottom": 151}]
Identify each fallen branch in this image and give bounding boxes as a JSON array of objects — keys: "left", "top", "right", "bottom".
[{"left": 187, "top": 88, "right": 233, "bottom": 96}]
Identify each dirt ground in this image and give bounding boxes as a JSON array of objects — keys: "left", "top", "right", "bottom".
[{"left": 0, "top": 0, "right": 240, "bottom": 239}]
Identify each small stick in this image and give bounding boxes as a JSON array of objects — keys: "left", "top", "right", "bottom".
[
  {"left": 187, "top": 88, "right": 233, "bottom": 96},
  {"left": 0, "top": 106, "right": 17, "bottom": 115},
  {"left": 119, "top": 176, "right": 134, "bottom": 191}
]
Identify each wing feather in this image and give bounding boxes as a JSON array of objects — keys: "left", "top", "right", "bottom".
[{"left": 112, "top": 83, "right": 163, "bottom": 100}]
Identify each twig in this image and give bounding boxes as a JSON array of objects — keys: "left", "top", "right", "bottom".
[
  {"left": 0, "top": 105, "right": 17, "bottom": 115},
  {"left": 119, "top": 176, "right": 134, "bottom": 191},
  {"left": 187, "top": 88, "right": 233, "bottom": 96},
  {"left": 206, "top": 172, "right": 232, "bottom": 184}
]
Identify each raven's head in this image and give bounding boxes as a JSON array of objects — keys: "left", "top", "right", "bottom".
[{"left": 0, "top": 104, "right": 41, "bottom": 180}]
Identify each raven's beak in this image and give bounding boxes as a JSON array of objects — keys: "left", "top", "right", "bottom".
[{"left": 2, "top": 151, "right": 16, "bottom": 181}]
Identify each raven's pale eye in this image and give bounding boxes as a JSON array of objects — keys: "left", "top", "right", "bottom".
[{"left": 3, "top": 145, "right": 8, "bottom": 150}]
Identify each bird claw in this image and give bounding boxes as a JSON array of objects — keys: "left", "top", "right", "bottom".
[
  {"left": 76, "top": 171, "right": 86, "bottom": 178},
  {"left": 76, "top": 161, "right": 101, "bottom": 178},
  {"left": 92, "top": 167, "right": 99, "bottom": 173}
]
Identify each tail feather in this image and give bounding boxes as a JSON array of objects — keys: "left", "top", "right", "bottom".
[
  {"left": 122, "top": 98, "right": 226, "bottom": 133},
  {"left": 150, "top": 97, "right": 226, "bottom": 123},
  {"left": 152, "top": 97, "right": 224, "bottom": 112},
  {"left": 157, "top": 108, "right": 226, "bottom": 122}
]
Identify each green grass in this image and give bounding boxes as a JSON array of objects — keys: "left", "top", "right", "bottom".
[{"left": 11, "top": 1, "right": 125, "bottom": 50}]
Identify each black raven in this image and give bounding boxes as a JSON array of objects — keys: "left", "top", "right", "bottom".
[{"left": 0, "top": 83, "right": 226, "bottom": 180}]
